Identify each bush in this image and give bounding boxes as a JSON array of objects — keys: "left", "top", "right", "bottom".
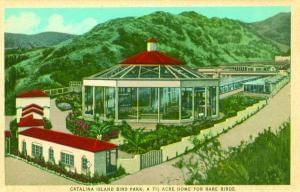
[
  {"left": 43, "top": 117, "right": 53, "bottom": 129},
  {"left": 178, "top": 121, "right": 290, "bottom": 185},
  {"left": 17, "top": 152, "right": 125, "bottom": 184},
  {"left": 55, "top": 93, "right": 81, "bottom": 112},
  {"left": 9, "top": 119, "right": 18, "bottom": 155},
  {"left": 57, "top": 102, "right": 72, "bottom": 111}
]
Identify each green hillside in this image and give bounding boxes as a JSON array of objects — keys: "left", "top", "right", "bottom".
[
  {"left": 248, "top": 12, "right": 290, "bottom": 52},
  {"left": 5, "top": 11, "right": 284, "bottom": 115},
  {"left": 5, "top": 32, "right": 76, "bottom": 49}
]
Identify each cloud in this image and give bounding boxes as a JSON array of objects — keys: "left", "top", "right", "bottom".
[
  {"left": 5, "top": 12, "right": 40, "bottom": 34},
  {"left": 44, "top": 14, "right": 98, "bottom": 34}
]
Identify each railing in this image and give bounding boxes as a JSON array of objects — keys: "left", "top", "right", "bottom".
[
  {"left": 69, "top": 81, "right": 82, "bottom": 87},
  {"left": 43, "top": 81, "right": 82, "bottom": 97},
  {"left": 44, "top": 87, "right": 71, "bottom": 97}
]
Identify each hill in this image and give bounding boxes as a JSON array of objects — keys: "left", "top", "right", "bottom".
[
  {"left": 5, "top": 11, "right": 284, "bottom": 115},
  {"left": 248, "top": 12, "right": 290, "bottom": 52},
  {"left": 5, "top": 32, "right": 76, "bottom": 49}
]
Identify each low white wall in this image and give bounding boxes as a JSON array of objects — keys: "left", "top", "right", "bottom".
[
  {"left": 160, "top": 99, "right": 267, "bottom": 163},
  {"left": 118, "top": 99, "right": 267, "bottom": 174},
  {"left": 117, "top": 155, "right": 140, "bottom": 174}
]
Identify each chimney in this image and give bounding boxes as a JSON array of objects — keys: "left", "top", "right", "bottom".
[{"left": 147, "top": 37, "right": 157, "bottom": 52}]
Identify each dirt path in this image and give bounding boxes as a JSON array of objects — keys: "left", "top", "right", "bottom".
[
  {"left": 50, "top": 99, "right": 72, "bottom": 134},
  {"left": 111, "top": 83, "right": 290, "bottom": 185},
  {"left": 218, "top": 83, "right": 290, "bottom": 148},
  {"left": 5, "top": 157, "right": 77, "bottom": 185}
]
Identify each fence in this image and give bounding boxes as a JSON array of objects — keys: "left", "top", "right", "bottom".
[
  {"left": 43, "top": 81, "right": 82, "bottom": 96},
  {"left": 140, "top": 150, "right": 162, "bottom": 169},
  {"left": 69, "top": 81, "right": 82, "bottom": 93},
  {"left": 44, "top": 87, "right": 71, "bottom": 96},
  {"left": 117, "top": 99, "right": 267, "bottom": 174}
]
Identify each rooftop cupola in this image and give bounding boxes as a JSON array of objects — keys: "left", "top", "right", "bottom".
[{"left": 147, "top": 37, "right": 157, "bottom": 52}]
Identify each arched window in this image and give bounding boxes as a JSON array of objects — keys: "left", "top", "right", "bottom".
[
  {"left": 81, "top": 156, "right": 88, "bottom": 170},
  {"left": 22, "top": 140, "right": 27, "bottom": 155},
  {"left": 48, "top": 147, "right": 54, "bottom": 162}
]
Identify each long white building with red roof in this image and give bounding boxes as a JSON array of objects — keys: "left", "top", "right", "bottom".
[{"left": 19, "top": 128, "right": 118, "bottom": 176}]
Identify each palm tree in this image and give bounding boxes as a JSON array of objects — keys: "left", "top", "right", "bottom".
[
  {"left": 120, "top": 123, "right": 147, "bottom": 154},
  {"left": 88, "top": 122, "right": 117, "bottom": 139}
]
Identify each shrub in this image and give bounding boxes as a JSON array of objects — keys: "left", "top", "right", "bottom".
[
  {"left": 17, "top": 152, "right": 125, "bottom": 184},
  {"left": 43, "top": 117, "right": 53, "bottom": 130},
  {"left": 9, "top": 119, "right": 18, "bottom": 155},
  {"left": 177, "top": 121, "right": 290, "bottom": 185},
  {"left": 57, "top": 102, "right": 72, "bottom": 111}
]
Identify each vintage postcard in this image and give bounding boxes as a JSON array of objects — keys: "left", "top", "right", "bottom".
[{"left": 1, "top": 0, "right": 299, "bottom": 192}]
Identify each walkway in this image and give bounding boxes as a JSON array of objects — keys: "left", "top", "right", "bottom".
[
  {"left": 111, "top": 83, "right": 290, "bottom": 185},
  {"left": 50, "top": 99, "right": 72, "bottom": 134},
  {"left": 5, "top": 157, "right": 77, "bottom": 185}
]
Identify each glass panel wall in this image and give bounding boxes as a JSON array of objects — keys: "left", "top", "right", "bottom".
[
  {"left": 118, "top": 88, "right": 137, "bottom": 119},
  {"left": 181, "top": 88, "right": 193, "bottom": 119},
  {"left": 95, "top": 87, "right": 105, "bottom": 119},
  {"left": 160, "top": 88, "right": 180, "bottom": 120},
  {"left": 138, "top": 88, "right": 158, "bottom": 120},
  {"left": 194, "top": 87, "right": 205, "bottom": 119},
  {"left": 209, "top": 87, "right": 217, "bottom": 116},
  {"left": 84, "top": 86, "right": 93, "bottom": 115},
  {"left": 105, "top": 87, "right": 115, "bottom": 119}
]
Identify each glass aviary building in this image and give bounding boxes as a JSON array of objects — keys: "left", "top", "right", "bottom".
[{"left": 82, "top": 38, "right": 219, "bottom": 123}]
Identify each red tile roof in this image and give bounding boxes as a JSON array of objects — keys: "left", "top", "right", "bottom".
[
  {"left": 5, "top": 131, "right": 11, "bottom": 138},
  {"left": 19, "top": 128, "right": 117, "bottom": 152},
  {"left": 22, "top": 108, "right": 44, "bottom": 117},
  {"left": 120, "top": 51, "right": 183, "bottom": 65},
  {"left": 17, "top": 90, "right": 48, "bottom": 98},
  {"left": 147, "top": 37, "right": 157, "bottom": 43},
  {"left": 23, "top": 104, "right": 43, "bottom": 111},
  {"left": 18, "top": 115, "right": 44, "bottom": 127}
]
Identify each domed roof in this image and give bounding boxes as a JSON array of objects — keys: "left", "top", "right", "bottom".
[
  {"left": 120, "top": 37, "right": 183, "bottom": 65},
  {"left": 120, "top": 50, "right": 183, "bottom": 65}
]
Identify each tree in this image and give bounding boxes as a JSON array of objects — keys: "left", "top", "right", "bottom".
[
  {"left": 43, "top": 117, "right": 53, "bottom": 129},
  {"left": 120, "top": 122, "right": 147, "bottom": 154},
  {"left": 88, "top": 121, "right": 117, "bottom": 139},
  {"left": 9, "top": 119, "right": 19, "bottom": 155}
]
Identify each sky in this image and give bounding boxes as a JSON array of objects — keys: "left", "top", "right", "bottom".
[{"left": 5, "top": 7, "right": 290, "bottom": 35}]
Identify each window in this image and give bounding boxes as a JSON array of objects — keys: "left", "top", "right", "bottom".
[
  {"left": 49, "top": 148, "right": 54, "bottom": 162},
  {"left": 82, "top": 156, "right": 88, "bottom": 170},
  {"left": 22, "top": 141, "right": 26, "bottom": 155},
  {"left": 61, "top": 152, "right": 74, "bottom": 167},
  {"left": 32, "top": 144, "right": 43, "bottom": 158}
]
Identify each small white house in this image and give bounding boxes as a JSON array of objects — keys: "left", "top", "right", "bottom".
[
  {"left": 274, "top": 56, "right": 290, "bottom": 63},
  {"left": 18, "top": 128, "right": 118, "bottom": 176},
  {"left": 16, "top": 90, "right": 50, "bottom": 124}
]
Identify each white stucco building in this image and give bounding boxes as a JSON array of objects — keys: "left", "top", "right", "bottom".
[
  {"left": 16, "top": 90, "right": 50, "bottom": 128},
  {"left": 19, "top": 128, "right": 118, "bottom": 176}
]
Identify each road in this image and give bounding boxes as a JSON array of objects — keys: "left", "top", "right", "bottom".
[
  {"left": 111, "top": 83, "right": 290, "bottom": 185},
  {"left": 50, "top": 99, "right": 72, "bottom": 133},
  {"left": 5, "top": 157, "right": 77, "bottom": 185}
]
